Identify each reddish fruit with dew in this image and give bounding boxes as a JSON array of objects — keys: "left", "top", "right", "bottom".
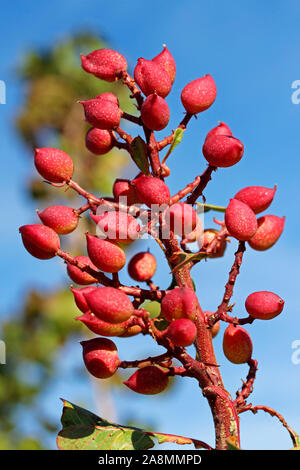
[
  {"left": 37, "top": 205, "right": 79, "bottom": 234},
  {"left": 152, "top": 45, "right": 176, "bottom": 84},
  {"left": 134, "top": 58, "right": 172, "bottom": 98},
  {"left": 181, "top": 75, "right": 217, "bottom": 114},
  {"left": 128, "top": 252, "right": 157, "bottom": 282},
  {"left": 67, "top": 255, "right": 98, "bottom": 285},
  {"left": 77, "top": 311, "right": 140, "bottom": 337},
  {"left": 86, "top": 234, "right": 126, "bottom": 273},
  {"left": 223, "top": 324, "right": 253, "bottom": 364},
  {"left": 71, "top": 286, "right": 97, "bottom": 313},
  {"left": 245, "top": 291, "right": 284, "bottom": 320},
  {"left": 166, "top": 318, "right": 197, "bottom": 347},
  {"left": 132, "top": 175, "right": 170, "bottom": 207},
  {"left": 90, "top": 211, "right": 140, "bottom": 244},
  {"left": 80, "top": 98, "right": 121, "bottom": 130},
  {"left": 81, "top": 49, "right": 127, "bottom": 81},
  {"left": 19, "top": 224, "right": 60, "bottom": 260},
  {"left": 85, "top": 127, "right": 114, "bottom": 155},
  {"left": 225, "top": 199, "right": 258, "bottom": 241},
  {"left": 124, "top": 366, "right": 169, "bottom": 395},
  {"left": 205, "top": 122, "right": 233, "bottom": 140},
  {"left": 81, "top": 337, "right": 119, "bottom": 379},
  {"left": 203, "top": 135, "right": 244, "bottom": 168},
  {"left": 248, "top": 215, "right": 285, "bottom": 251},
  {"left": 161, "top": 287, "right": 198, "bottom": 322},
  {"left": 165, "top": 202, "right": 199, "bottom": 237},
  {"left": 84, "top": 286, "right": 134, "bottom": 323},
  {"left": 141, "top": 94, "right": 170, "bottom": 131},
  {"left": 34, "top": 148, "right": 73, "bottom": 183},
  {"left": 234, "top": 186, "right": 277, "bottom": 214}
]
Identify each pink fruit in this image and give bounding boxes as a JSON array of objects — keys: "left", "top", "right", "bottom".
[
  {"left": 85, "top": 128, "right": 114, "bottom": 155},
  {"left": 234, "top": 186, "right": 277, "bottom": 214},
  {"left": 161, "top": 287, "right": 198, "bottom": 322},
  {"left": 205, "top": 122, "right": 233, "bottom": 140},
  {"left": 225, "top": 199, "right": 258, "bottom": 241},
  {"left": 200, "top": 229, "right": 227, "bottom": 258},
  {"left": 203, "top": 311, "right": 220, "bottom": 338},
  {"left": 203, "top": 135, "right": 244, "bottom": 168},
  {"left": 152, "top": 45, "right": 176, "bottom": 84},
  {"left": 132, "top": 175, "right": 170, "bottom": 207},
  {"left": 81, "top": 49, "right": 127, "bottom": 81},
  {"left": 80, "top": 98, "right": 121, "bottom": 129},
  {"left": 81, "top": 337, "right": 119, "bottom": 379},
  {"left": 181, "top": 75, "right": 217, "bottom": 114},
  {"left": 141, "top": 94, "right": 170, "bottom": 131},
  {"left": 37, "top": 205, "right": 79, "bottom": 234},
  {"left": 128, "top": 252, "right": 157, "bottom": 282},
  {"left": 223, "top": 324, "right": 253, "bottom": 364},
  {"left": 90, "top": 211, "right": 140, "bottom": 244},
  {"left": 248, "top": 215, "right": 285, "bottom": 251},
  {"left": 77, "top": 311, "right": 138, "bottom": 337},
  {"left": 86, "top": 234, "right": 126, "bottom": 273},
  {"left": 19, "top": 224, "right": 60, "bottom": 260},
  {"left": 84, "top": 286, "right": 134, "bottom": 323},
  {"left": 67, "top": 255, "right": 98, "bottom": 285},
  {"left": 113, "top": 179, "right": 139, "bottom": 206},
  {"left": 134, "top": 58, "right": 172, "bottom": 98},
  {"left": 166, "top": 318, "right": 197, "bottom": 347},
  {"left": 34, "top": 148, "right": 74, "bottom": 183},
  {"left": 165, "top": 202, "right": 198, "bottom": 237},
  {"left": 124, "top": 366, "right": 169, "bottom": 394},
  {"left": 245, "top": 291, "right": 284, "bottom": 320},
  {"left": 95, "top": 92, "right": 119, "bottom": 105},
  {"left": 71, "top": 286, "right": 97, "bottom": 313}
]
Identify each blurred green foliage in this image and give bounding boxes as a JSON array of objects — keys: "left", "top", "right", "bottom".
[{"left": 1, "top": 32, "right": 134, "bottom": 450}]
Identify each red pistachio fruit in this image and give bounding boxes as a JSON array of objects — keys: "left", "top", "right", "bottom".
[
  {"left": 81, "top": 49, "right": 127, "bottom": 81},
  {"left": 86, "top": 234, "right": 126, "bottom": 273},
  {"left": 90, "top": 211, "right": 140, "bottom": 244},
  {"left": 80, "top": 98, "right": 121, "bottom": 130},
  {"left": 134, "top": 58, "right": 172, "bottom": 98},
  {"left": 85, "top": 127, "right": 114, "bottom": 155},
  {"left": 19, "top": 224, "right": 60, "bottom": 260},
  {"left": 245, "top": 291, "right": 284, "bottom": 320},
  {"left": 203, "top": 135, "right": 244, "bottom": 168},
  {"left": 124, "top": 366, "right": 169, "bottom": 395},
  {"left": 234, "top": 186, "right": 277, "bottom": 214},
  {"left": 152, "top": 45, "right": 176, "bottom": 84},
  {"left": 128, "top": 252, "right": 157, "bottom": 282},
  {"left": 84, "top": 286, "right": 134, "bottom": 324},
  {"left": 166, "top": 318, "right": 197, "bottom": 347},
  {"left": 141, "top": 94, "right": 170, "bottom": 131},
  {"left": 81, "top": 337, "right": 119, "bottom": 379},
  {"left": 67, "top": 255, "right": 98, "bottom": 285},
  {"left": 225, "top": 199, "right": 258, "bottom": 241},
  {"left": 161, "top": 287, "right": 198, "bottom": 322},
  {"left": 37, "top": 205, "right": 79, "bottom": 234},
  {"left": 132, "top": 175, "right": 170, "bottom": 208},
  {"left": 181, "top": 75, "right": 217, "bottom": 114},
  {"left": 205, "top": 122, "right": 233, "bottom": 140},
  {"left": 34, "top": 148, "right": 73, "bottom": 183},
  {"left": 248, "top": 215, "right": 285, "bottom": 251},
  {"left": 223, "top": 324, "right": 253, "bottom": 364}
]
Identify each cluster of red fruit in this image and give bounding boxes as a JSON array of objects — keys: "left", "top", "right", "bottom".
[{"left": 19, "top": 45, "right": 285, "bottom": 399}]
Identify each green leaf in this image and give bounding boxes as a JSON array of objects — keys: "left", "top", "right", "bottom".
[
  {"left": 171, "top": 252, "right": 207, "bottom": 273},
  {"left": 57, "top": 400, "right": 207, "bottom": 450},
  {"left": 131, "top": 136, "right": 149, "bottom": 175},
  {"left": 196, "top": 203, "right": 226, "bottom": 213},
  {"left": 163, "top": 128, "right": 185, "bottom": 163},
  {"left": 291, "top": 435, "right": 300, "bottom": 450}
]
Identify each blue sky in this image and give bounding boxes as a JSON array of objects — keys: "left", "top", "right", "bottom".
[{"left": 0, "top": 0, "right": 300, "bottom": 450}]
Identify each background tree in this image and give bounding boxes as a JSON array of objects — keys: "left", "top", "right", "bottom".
[{"left": 0, "top": 32, "right": 135, "bottom": 450}]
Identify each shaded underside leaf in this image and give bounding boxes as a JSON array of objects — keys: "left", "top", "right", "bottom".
[
  {"left": 57, "top": 400, "right": 208, "bottom": 450},
  {"left": 131, "top": 136, "right": 149, "bottom": 175},
  {"left": 171, "top": 252, "right": 207, "bottom": 273}
]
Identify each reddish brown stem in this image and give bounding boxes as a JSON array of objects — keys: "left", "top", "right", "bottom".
[
  {"left": 234, "top": 359, "right": 258, "bottom": 408},
  {"left": 186, "top": 165, "right": 216, "bottom": 205}
]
